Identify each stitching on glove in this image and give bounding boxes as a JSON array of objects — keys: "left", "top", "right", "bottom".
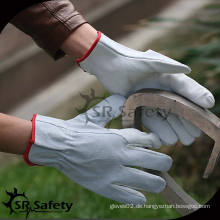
[
  {"left": 22, "top": 114, "right": 38, "bottom": 166},
  {"left": 108, "top": 131, "right": 129, "bottom": 145},
  {"left": 36, "top": 118, "right": 118, "bottom": 136},
  {"left": 127, "top": 144, "right": 151, "bottom": 151},
  {"left": 113, "top": 182, "right": 150, "bottom": 193},
  {"left": 98, "top": 40, "right": 175, "bottom": 65},
  {"left": 111, "top": 183, "right": 145, "bottom": 199},
  {"left": 127, "top": 144, "right": 168, "bottom": 157}
]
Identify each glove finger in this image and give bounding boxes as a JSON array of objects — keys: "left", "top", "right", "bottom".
[
  {"left": 63, "top": 168, "right": 146, "bottom": 205},
  {"left": 107, "top": 184, "right": 146, "bottom": 205},
  {"left": 178, "top": 117, "right": 202, "bottom": 138},
  {"left": 166, "top": 114, "right": 195, "bottom": 146},
  {"left": 144, "top": 50, "right": 191, "bottom": 74},
  {"left": 141, "top": 110, "right": 178, "bottom": 146},
  {"left": 110, "top": 128, "right": 162, "bottom": 149},
  {"left": 121, "top": 146, "right": 172, "bottom": 172},
  {"left": 73, "top": 95, "right": 125, "bottom": 127},
  {"left": 161, "top": 74, "right": 215, "bottom": 109},
  {"left": 117, "top": 167, "right": 166, "bottom": 194}
]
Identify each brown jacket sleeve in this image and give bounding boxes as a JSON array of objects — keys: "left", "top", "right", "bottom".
[{"left": 10, "top": 0, "right": 87, "bottom": 60}]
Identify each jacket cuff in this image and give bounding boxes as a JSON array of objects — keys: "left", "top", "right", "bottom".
[
  {"left": 76, "top": 31, "right": 102, "bottom": 66},
  {"left": 11, "top": 0, "right": 87, "bottom": 60},
  {"left": 22, "top": 114, "right": 38, "bottom": 166}
]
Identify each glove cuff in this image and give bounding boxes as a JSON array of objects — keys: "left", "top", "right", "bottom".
[
  {"left": 76, "top": 31, "right": 102, "bottom": 66},
  {"left": 22, "top": 114, "right": 38, "bottom": 166}
]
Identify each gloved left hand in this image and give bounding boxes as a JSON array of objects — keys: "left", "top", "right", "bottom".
[
  {"left": 77, "top": 32, "right": 215, "bottom": 146},
  {"left": 23, "top": 95, "right": 172, "bottom": 205}
]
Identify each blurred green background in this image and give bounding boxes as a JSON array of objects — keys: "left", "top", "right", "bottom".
[{"left": 0, "top": 0, "right": 220, "bottom": 219}]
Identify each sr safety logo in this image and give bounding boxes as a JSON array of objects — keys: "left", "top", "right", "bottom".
[{"left": 2, "top": 188, "right": 73, "bottom": 219}]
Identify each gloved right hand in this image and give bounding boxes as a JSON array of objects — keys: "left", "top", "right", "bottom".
[
  {"left": 76, "top": 32, "right": 215, "bottom": 147},
  {"left": 23, "top": 95, "right": 172, "bottom": 205}
]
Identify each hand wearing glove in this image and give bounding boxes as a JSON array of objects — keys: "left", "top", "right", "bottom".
[
  {"left": 77, "top": 32, "right": 215, "bottom": 146},
  {"left": 23, "top": 95, "right": 172, "bottom": 205}
]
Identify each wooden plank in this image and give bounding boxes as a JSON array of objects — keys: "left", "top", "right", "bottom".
[
  {"left": 122, "top": 89, "right": 220, "bottom": 178},
  {"left": 160, "top": 173, "right": 200, "bottom": 215},
  {"left": 122, "top": 89, "right": 220, "bottom": 215}
]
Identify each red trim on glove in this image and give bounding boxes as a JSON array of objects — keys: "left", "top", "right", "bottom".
[
  {"left": 76, "top": 31, "right": 102, "bottom": 67},
  {"left": 22, "top": 114, "right": 38, "bottom": 166}
]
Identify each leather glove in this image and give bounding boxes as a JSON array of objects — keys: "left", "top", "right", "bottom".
[
  {"left": 77, "top": 32, "right": 215, "bottom": 146},
  {"left": 23, "top": 95, "right": 172, "bottom": 205}
]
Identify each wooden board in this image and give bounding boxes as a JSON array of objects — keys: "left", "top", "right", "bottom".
[{"left": 122, "top": 89, "right": 219, "bottom": 215}]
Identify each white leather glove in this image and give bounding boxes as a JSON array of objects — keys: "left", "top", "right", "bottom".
[
  {"left": 23, "top": 95, "right": 172, "bottom": 205},
  {"left": 77, "top": 32, "right": 215, "bottom": 146}
]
